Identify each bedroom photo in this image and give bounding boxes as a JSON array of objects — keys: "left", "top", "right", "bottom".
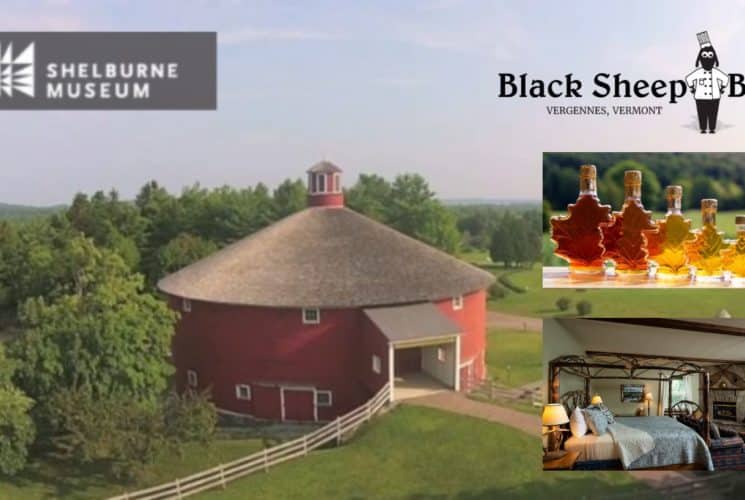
[{"left": 542, "top": 318, "right": 745, "bottom": 471}]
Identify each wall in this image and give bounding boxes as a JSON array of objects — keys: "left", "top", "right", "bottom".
[
  {"left": 170, "top": 296, "right": 368, "bottom": 421},
  {"left": 421, "top": 343, "right": 456, "bottom": 387},
  {"left": 590, "top": 378, "right": 659, "bottom": 416},
  {"left": 358, "top": 313, "right": 390, "bottom": 395},
  {"left": 169, "top": 287, "right": 488, "bottom": 421},
  {"left": 435, "top": 289, "right": 487, "bottom": 381},
  {"left": 542, "top": 319, "right": 585, "bottom": 403}
]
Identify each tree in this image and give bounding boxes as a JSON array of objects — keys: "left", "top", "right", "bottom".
[
  {"left": 601, "top": 160, "right": 662, "bottom": 211},
  {"left": 273, "top": 179, "right": 306, "bottom": 219},
  {"left": 48, "top": 387, "right": 216, "bottom": 483},
  {"left": 386, "top": 174, "right": 461, "bottom": 253},
  {"left": 689, "top": 176, "right": 715, "bottom": 210},
  {"left": 555, "top": 297, "right": 571, "bottom": 311},
  {"left": 0, "top": 344, "right": 35, "bottom": 476},
  {"left": 345, "top": 174, "right": 392, "bottom": 222},
  {"left": 576, "top": 300, "right": 593, "bottom": 316},
  {"left": 542, "top": 200, "right": 552, "bottom": 233},
  {"left": 11, "top": 237, "right": 177, "bottom": 416},
  {"left": 154, "top": 233, "right": 218, "bottom": 280}
]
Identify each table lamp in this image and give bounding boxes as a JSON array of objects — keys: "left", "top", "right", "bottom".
[
  {"left": 644, "top": 392, "right": 653, "bottom": 416},
  {"left": 542, "top": 403, "right": 569, "bottom": 460},
  {"left": 590, "top": 395, "right": 603, "bottom": 406}
]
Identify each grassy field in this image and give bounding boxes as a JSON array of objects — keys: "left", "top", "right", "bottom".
[
  {"left": 489, "top": 265, "right": 745, "bottom": 317},
  {"left": 486, "top": 328, "right": 541, "bottom": 388},
  {"left": 0, "top": 438, "right": 265, "bottom": 500},
  {"left": 201, "top": 406, "right": 647, "bottom": 500}
]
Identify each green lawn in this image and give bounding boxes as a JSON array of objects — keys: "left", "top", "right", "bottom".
[
  {"left": 489, "top": 264, "right": 745, "bottom": 317},
  {"left": 0, "top": 438, "right": 265, "bottom": 500},
  {"left": 486, "top": 328, "right": 541, "bottom": 388},
  {"left": 201, "top": 406, "right": 647, "bottom": 500}
]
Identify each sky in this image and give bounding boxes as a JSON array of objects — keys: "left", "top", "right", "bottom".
[{"left": 4, "top": 0, "right": 745, "bottom": 205}]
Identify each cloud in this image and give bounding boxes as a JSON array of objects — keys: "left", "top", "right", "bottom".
[
  {"left": 0, "top": 12, "right": 85, "bottom": 31},
  {"left": 219, "top": 28, "right": 341, "bottom": 45}
]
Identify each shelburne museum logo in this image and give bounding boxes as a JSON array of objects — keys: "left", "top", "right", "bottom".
[
  {"left": 0, "top": 32, "right": 216, "bottom": 110},
  {"left": 497, "top": 30, "right": 735, "bottom": 133},
  {"left": 0, "top": 42, "right": 34, "bottom": 97}
]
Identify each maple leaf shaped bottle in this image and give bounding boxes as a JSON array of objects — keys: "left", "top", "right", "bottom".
[
  {"left": 550, "top": 164, "right": 613, "bottom": 276},
  {"left": 722, "top": 215, "right": 745, "bottom": 278},
  {"left": 685, "top": 198, "right": 729, "bottom": 278},
  {"left": 601, "top": 170, "right": 657, "bottom": 277},
  {"left": 645, "top": 185, "right": 694, "bottom": 279}
]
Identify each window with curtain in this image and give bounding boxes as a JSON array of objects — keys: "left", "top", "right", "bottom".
[{"left": 671, "top": 375, "right": 696, "bottom": 404}]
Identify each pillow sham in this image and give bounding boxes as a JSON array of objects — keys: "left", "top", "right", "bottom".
[
  {"left": 587, "top": 403, "right": 616, "bottom": 424},
  {"left": 583, "top": 408, "right": 609, "bottom": 436},
  {"left": 569, "top": 407, "right": 588, "bottom": 438}
]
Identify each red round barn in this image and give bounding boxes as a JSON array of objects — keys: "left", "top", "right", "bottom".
[{"left": 158, "top": 161, "right": 494, "bottom": 422}]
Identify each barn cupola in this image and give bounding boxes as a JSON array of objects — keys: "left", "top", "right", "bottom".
[{"left": 307, "top": 160, "right": 344, "bottom": 208}]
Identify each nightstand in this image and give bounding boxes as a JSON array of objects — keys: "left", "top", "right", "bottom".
[{"left": 543, "top": 451, "right": 580, "bottom": 470}]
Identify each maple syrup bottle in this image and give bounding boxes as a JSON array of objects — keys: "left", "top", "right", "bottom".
[
  {"left": 685, "top": 199, "right": 728, "bottom": 278},
  {"left": 601, "top": 170, "right": 657, "bottom": 277},
  {"left": 645, "top": 185, "right": 694, "bottom": 279},
  {"left": 550, "top": 165, "right": 613, "bottom": 276},
  {"left": 722, "top": 215, "right": 745, "bottom": 278}
]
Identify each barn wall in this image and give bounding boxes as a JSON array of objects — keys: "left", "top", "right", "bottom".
[
  {"left": 169, "top": 287, "right": 487, "bottom": 421},
  {"left": 421, "top": 344, "right": 456, "bottom": 387},
  {"left": 170, "top": 297, "right": 367, "bottom": 421},
  {"left": 435, "top": 290, "right": 488, "bottom": 382},
  {"left": 358, "top": 313, "right": 390, "bottom": 394}
]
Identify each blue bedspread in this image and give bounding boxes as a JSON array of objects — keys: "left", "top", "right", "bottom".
[{"left": 615, "top": 416, "right": 713, "bottom": 471}]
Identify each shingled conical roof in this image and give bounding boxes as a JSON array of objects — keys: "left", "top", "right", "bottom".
[{"left": 158, "top": 207, "right": 494, "bottom": 308}]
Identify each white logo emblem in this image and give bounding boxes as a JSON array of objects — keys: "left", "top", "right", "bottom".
[{"left": 0, "top": 42, "right": 34, "bottom": 97}]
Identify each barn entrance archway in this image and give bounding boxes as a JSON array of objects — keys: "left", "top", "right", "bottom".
[{"left": 389, "top": 337, "right": 460, "bottom": 401}]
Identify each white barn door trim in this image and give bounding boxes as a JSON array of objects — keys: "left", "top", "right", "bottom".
[{"left": 280, "top": 385, "right": 318, "bottom": 422}]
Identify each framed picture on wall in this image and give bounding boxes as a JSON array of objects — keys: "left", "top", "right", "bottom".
[{"left": 620, "top": 384, "right": 645, "bottom": 402}]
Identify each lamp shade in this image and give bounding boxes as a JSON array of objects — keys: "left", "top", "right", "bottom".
[
  {"left": 542, "top": 403, "right": 569, "bottom": 426},
  {"left": 590, "top": 395, "right": 603, "bottom": 405},
  {"left": 644, "top": 392, "right": 653, "bottom": 402}
]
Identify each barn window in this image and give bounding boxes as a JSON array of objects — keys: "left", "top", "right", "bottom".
[
  {"left": 235, "top": 384, "right": 252, "bottom": 400},
  {"left": 303, "top": 308, "right": 320, "bottom": 324},
  {"left": 452, "top": 295, "right": 463, "bottom": 310},
  {"left": 316, "top": 390, "right": 333, "bottom": 407},
  {"left": 317, "top": 174, "right": 326, "bottom": 193},
  {"left": 182, "top": 298, "right": 192, "bottom": 313},
  {"left": 437, "top": 347, "right": 446, "bottom": 363},
  {"left": 187, "top": 369, "right": 198, "bottom": 387},
  {"left": 372, "top": 354, "right": 382, "bottom": 374}
]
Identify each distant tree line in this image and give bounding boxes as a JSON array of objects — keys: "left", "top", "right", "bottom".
[
  {"left": 452, "top": 205, "right": 542, "bottom": 267},
  {"left": 544, "top": 153, "right": 745, "bottom": 212}
]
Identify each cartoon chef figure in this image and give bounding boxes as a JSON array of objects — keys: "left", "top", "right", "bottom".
[{"left": 685, "top": 31, "right": 728, "bottom": 134}]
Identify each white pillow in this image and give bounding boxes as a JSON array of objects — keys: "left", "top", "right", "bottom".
[{"left": 569, "top": 407, "right": 588, "bottom": 438}]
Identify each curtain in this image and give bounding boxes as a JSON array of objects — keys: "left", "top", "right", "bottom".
[{"left": 658, "top": 376, "right": 668, "bottom": 416}]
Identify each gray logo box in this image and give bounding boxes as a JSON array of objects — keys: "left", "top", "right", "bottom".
[{"left": 0, "top": 32, "right": 216, "bottom": 109}]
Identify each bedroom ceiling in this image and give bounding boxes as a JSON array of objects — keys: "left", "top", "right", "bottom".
[{"left": 557, "top": 319, "right": 745, "bottom": 364}]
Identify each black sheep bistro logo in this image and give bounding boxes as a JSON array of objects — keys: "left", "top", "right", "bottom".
[
  {"left": 686, "top": 31, "right": 727, "bottom": 134},
  {"left": 496, "top": 29, "right": 745, "bottom": 133},
  {"left": 0, "top": 42, "right": 34, "bottom": 98}
]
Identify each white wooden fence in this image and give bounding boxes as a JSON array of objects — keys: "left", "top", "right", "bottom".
[{"left": 109, "top": 383, "right": 391, "bottom": 500}]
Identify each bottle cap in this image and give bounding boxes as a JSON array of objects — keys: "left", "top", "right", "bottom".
[
  {"left": 702, "top": 198, "right": 718, "bottom": 210},
  {"left": 665, "top": 185, "right": 682, "bottom": 200},
  {"left": 579, "top": 165, "right": 597, "bottom": 179},
  {"left": 624, "top": 170, "right": 642, "bottom": 186}
]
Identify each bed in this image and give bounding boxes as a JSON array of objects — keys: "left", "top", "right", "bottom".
[{"left": 565, "top": 416, "right": 714, "bottom": 470}]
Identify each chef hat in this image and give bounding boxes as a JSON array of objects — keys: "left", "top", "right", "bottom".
[{"left": 697, "top": 31, "right": 712, "bottom": 48}]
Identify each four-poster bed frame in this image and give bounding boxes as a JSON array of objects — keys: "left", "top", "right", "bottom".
[{"left": 548, "top": 353, "right": 712, "bottom": 446}]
